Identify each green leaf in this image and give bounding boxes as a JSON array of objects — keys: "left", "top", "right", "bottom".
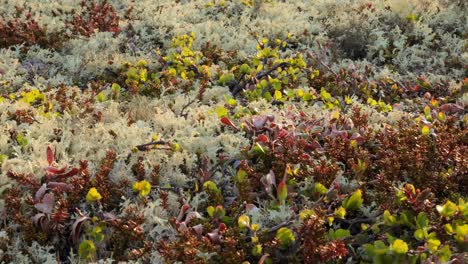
[
  {"left": 313, "top": 183, "right": 327, "bottom": 195},
  {"left": 416, "top": 212, "right": 429, "bottom": 229},
  {"left": 276, "top": 227, "right": 295, "bottom": 248},
  {"left": 373, "top": 240, "right": 388, "bottom": 255},
  {"left": 218, "top": 73, "right": 234, "bottom": 85},
  {"left": 203, "top": 181, "right": 220, "bottom": 194},
  {"left": 320, "top": 88, "right": 332, "bottom": 101},
  {"left": 96, "top": 91, "right": 107, "bottom": 103},
  {"left": 79, "top": 240, "right": 96, "bottom": 260},
  {"left": 383, "top": 210, "right": 397, "bottom": 226},
  {"left": 240, "top": 63, "right": 252, "bottom": 74},
  {"left": 207, "top": 206, "right": 215, "bottom": 217},
  {"left": 414, "top": 229, "right": 426, "bottom": 241},
  {"left": 111, "top": 83, "right": 121, "bottom": 97},
  {"left": 16, "top": 133, "right": 28, "bottom": 147},
  {"left": 436, "top": 200, "right": 458, "bottom": 218},
  {"left": 0, "top": 154, "right": 8, "bottom": 165},
  {"left": 252, "top": 142, "right": 266, "bottom": 156},
  {"left": 277, "top": 180, "right": 287, "bottom": 205},
  {"left": 437, "top": 245, "right": 452, "bottom": 263},
  {"left": 259, "top": 79, "right": 268, "bottom": 89},
  {"left": 371, "top": 224, "right": 380, "bottom": 234},
  {"left": 329, "top": 228, "right": 350, "bottom": 240},
  {"left": 364, "top": 243, "right": 375, "bottom": 256},
  {"left": 90, "top": 226, "right": 104, "bottom": 243},
  {"left": 427, "top": 238, "right": 441, "bottom": 253},
  {"left": 236, "top": 169, "right": 248, "bottom": 183},
  {"left": 398, "top": 211, "right": 414, "bottom": 226},
  {"left": 458, "top": 198, "right": 467, "bottom": 217},
  {"left": 454, "top": 224, "right": 467, "bottom": 243},
  {"left": 270, "top": 77, "right": 282, "bottom": 90},
  {"left": 111, "top": 83, "right": 121, "bottom": 91},
  {"left": 361, "top": 223, "right": 369, "bottom": 231},
  {"left": 342, "top": 189, "right": 363, "bottom": 210},
  {"left": 444, "top": 223, "right": 454, "bottom": 235},
  {"left": 427, "top": 232, "right": 437, "bottom": 240},
  {"left": 386, "top": 233, "right": 396, "bottom": 244},
  {"left": 392, "top": 239, "right": 408, "bottom": 255},
  {"left": 251, "top": 244, "right": 262, "bottom": 256}
]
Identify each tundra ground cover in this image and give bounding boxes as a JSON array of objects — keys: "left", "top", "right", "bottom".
[{"left": 0, "top": 0, "right": 466, "bottom": 263}]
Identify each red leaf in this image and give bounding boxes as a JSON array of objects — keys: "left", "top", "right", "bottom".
[
  {"left": 46, "top": 146, "right": 54, "bottom": 165},
  {"left": 45, "top": 165, "right": 68, "bottom": 175},
  {"left": 218, "top": 223, "right": 227, "bottom": 232},
  {"left": 220, "top": 117, "right": 237, "bottom": 129},
  {"left": 55, "top": 167, "right": 79, "bottom": 179},
  {"left": 257, "top": 134, "right": 269, "bottom": 143},
  {"left": 278, "top": 129, "right": 288, "bottom": 139}
]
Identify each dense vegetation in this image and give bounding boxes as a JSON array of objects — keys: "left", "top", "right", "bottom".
[{"left": 0, "top": 0, "right": 466, "bottom": 263}]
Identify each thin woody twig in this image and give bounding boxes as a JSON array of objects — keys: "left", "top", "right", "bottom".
[
  {"left": 269, "top": 220, "right": 294, "bottom": 233},
  {"left": 136, "top": 140, "right": 168, "bottom": 151},
  {"left": 179, "top": 98, "right": 195, "bottom": 118}
]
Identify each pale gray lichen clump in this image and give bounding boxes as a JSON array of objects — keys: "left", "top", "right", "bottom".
[
  {"left": 0, "top": 0, "right": 465, "bottom": 92},
  {"left": 0, "top": 0, "right": 466, "bottom": 263}
]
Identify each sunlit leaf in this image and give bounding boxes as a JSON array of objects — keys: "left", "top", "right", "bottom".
[
  {"left": 238, "top": 214, "right": 250, "bottom": 229},
  {"left": 342, "top": 189, "right": 363, "bottom": 210},
  {"left": 392, "top": 239, "right": 408, "bottom": 254},
  {"left": 276, "top": 227, "right": 295, "bottom": 248}
]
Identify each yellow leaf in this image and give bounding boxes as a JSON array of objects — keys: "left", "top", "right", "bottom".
[
  {"left": 238, "top": 214, "right": 250, "bottom": 229},
  {"left": 392, "top": 239, "right": 408, "bottom": 254},
  {"left": 86, "top": 187, "right": 102, "bottom": 202},
  {"left": 334, "top": 206, "right": 346, "bottom": 219},
  {"left": 421, "top": 126, "right": 430, "bottom": 136},
  {"left": 132, "top": 180, "right": 152, "bottom": 197},
  {"left": 274, "top": 90, "right": 282, "bottom": 100},
  {"left": 331, "top": 111, "right": 340, "bottom": 120}
]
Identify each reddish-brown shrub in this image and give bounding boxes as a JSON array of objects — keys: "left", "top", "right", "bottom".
[{"left": 68, "top": 0, "right": 120, "bottom": 37}]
